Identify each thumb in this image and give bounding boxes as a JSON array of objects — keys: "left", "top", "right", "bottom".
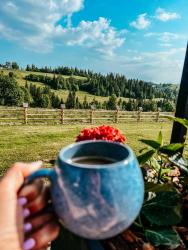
[{"left": 0, "top": 161, "right": 43, "bottom": 194}]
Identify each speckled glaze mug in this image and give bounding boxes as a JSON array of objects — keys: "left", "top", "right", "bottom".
[{"left": 27, "top": 140, "right": 144, "bottom": 240}]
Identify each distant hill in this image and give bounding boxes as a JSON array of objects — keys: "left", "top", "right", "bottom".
[
  {"left": 0, "top": 68, "right": 110, "bottom": 103},
  {"left": 0, "top": 62, "right": 179, "bottom": 111}
]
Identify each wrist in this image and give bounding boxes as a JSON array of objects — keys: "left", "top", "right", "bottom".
[{"left": 0, "top": 230, "right": 22, "bottom": 250}]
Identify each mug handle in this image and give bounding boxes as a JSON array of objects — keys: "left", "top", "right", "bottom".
[
  {"left": 24, "top": 168, "right": 55, "bottom": 185},
  {"left": 23, "top": 168, "right": 56, "bottom": 214}
]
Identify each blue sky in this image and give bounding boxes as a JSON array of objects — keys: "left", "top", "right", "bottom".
[{"left": 0, "top": 0, "right": 187, "bottom": 83}]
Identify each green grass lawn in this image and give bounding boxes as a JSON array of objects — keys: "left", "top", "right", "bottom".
[{"left": 1, "top": 121, "right": 186, "bottom": 176}]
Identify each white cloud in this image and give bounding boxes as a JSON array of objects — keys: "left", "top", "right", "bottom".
[
  {"left": 99, "top": 47, "right": 185, "bottom": 83},
  {"left": 155, "top": 8, "right": 180, "bottom": 22},
  {"left": 0, "top": 0, "right": 125, "bottom": 55},
  {"left": 119, "top": 48, "right": 186, "bottom": 83},
  {"left": 0, "top": 23, "right": 20, "bottom": 41},
  {"left": 145, "top": 32, "right": 185, "bottom": 43},
  {"left": 58, "top": 18, "right": 125, "bottom": 56},
  {"left": 130, "top": 13, "right": 151, "bottom": 30},
  {"left": 0, "top": 0, "right": 84, "bottom": 34}
]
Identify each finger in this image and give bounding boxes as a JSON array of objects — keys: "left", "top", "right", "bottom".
[
  {"left": 18, "top": 180, "right": 44, "bottom": 203},
  {"left": 24, "top": 221, "right": 60, "bottom": 250},
  {"left": 1, "top": 161, "right": 43, "bottom": 194},
  {"left": 24, "top": 213, "right": 55, "bottom": 233},
  {"left": 26, "top": 187, "right": 50, "bottom": 214}
]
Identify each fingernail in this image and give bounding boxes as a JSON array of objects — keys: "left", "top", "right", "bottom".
[
  {"left": 24, "top": 222, "right": 32, "bottom": 233},
  {"left": 31, "top": 161, "right": 43, "bottom": 167},
  {"left": 18, "top": 197, "right": 27, "bottom": 206},
  {"left": 23, "top": 208, "right": 30, "bottom": 219},
  {"left": 23, "top": 238, "right": 36, "bottom": 250}
]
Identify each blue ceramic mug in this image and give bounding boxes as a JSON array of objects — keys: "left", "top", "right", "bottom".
[{"left": 27, "top": 140, "right": 144, "bottom": 239}]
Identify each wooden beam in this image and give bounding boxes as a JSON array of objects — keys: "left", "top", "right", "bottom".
[{"left": 171, "top": 42, "right": 188, "bottom": 151}]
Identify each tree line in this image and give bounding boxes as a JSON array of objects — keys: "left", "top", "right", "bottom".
[
  {"left": 25, "top": 72, "right": 178, "bottom": 102},
  {"left": 1, "top": 62, "right": 178, "bottom": 102},
  {"left": 0, "top": 61, "right": 19, "bottom": 70},
  {"left": 25, "top": 73, "right": 83, "bottom": 91},
  {"left": 0, "top": 72, "right": 174, "bottom": 111}
]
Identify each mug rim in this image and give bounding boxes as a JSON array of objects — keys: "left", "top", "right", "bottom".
[{"left": 58, "top": 140, "right": 135, "bottom": 169}]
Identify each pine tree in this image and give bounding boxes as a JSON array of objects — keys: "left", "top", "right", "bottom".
[
  {"left": 0, "top": 75, "right": 24, "bottom": 106},
  {"left": 75, "top": 97, "right": 80, "bottom": 109},
  {"left": 12, "top": 62, "right": 19, "bottom": 70},
  {"left": 40, "top": 94, "right": 51, "bottom": 108},
  {"left": 66, "top": 91, "right": 76, "bottom": 109},
  {"left": 20, "top": 87, "right": 33, "bottom": 104},
  {"left": 51, "top": 93, "right": 61, "bottom": 108},
  {"left": 83, "top": 95, "right": 89, "bottom": 109},
  {"left": 26, "top": 64, "right": 30, "bottom": 71},
  {"left": 106, "top": 94, "right": 117, "bottom": 110}
]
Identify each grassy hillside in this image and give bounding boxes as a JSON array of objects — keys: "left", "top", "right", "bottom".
[
  {"left": 1, "top": 69, "right": 86, "bottom": 80},
  {"left": 0, "top": 69, "right": 129, "bottom": 103},
  {"left": 1, "top": 69, "right": 178, "bottom": 107}
]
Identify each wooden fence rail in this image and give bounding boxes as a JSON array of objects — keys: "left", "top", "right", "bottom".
[{"left": 0, "top": 107, "right": 174, "bottom": 125}]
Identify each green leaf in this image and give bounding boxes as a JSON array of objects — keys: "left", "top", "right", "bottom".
[
  {"left": 139, "top": 139, "right": 161, "bottom": 149},
  {"left": 142, "top": 191, "right": 182, "bottom": 226},
  {"left": 163, "top": 116, "right": 188, "bottom": 128},
  {"left": 161, "top": 115, "right": 188, "bottom": 128},
  {"left": 159, "top": 143, "right": 184, "bottom": 154},
  {"left": 137, "top": 149, "right": 156, "bottom": 165},
  {"left": 139, "top": 147, "right": 149, "bottom": 153},
  {"left": 150, "top": 157, "right": 161, "bottom": 171},
  {"left": 174, "top": 117, "right": 188, "bottom": 128},
  {"left": 157, "top": 131, "right": 163, "bottom": 146},
  {"left": 160, "top": 168, "right": 171, "bottom": 176},
  {"left": 145, "top": 183, "right": 174, "bottom": 193},
  {"left": 145, "top": 228, "right": 181, "bottom": 248}
]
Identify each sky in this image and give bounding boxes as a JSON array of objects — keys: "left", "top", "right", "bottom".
[{"left": 0, "top": 0, "right": 188, "bottom": 84}]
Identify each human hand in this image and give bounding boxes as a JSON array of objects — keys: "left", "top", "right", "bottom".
[{"left": 0, "top": 162, "right": 60, "bottom": 250}]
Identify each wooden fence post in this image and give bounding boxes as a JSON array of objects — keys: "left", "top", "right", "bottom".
[
  {"left": 156, "top": 108, "right": 161, "bottom": 122},
  {"left": 90, "top": 109, "right": 94, "bottom": 124},
  {"left": 90, "top": 105, "right": 96, "bottom": 124},
  {"left": 23, "top": 103, "right": 28, "bottom": 124},
  {"left": 115, "top": 107, "right": 119, "bottom": 123},
  {"left": 60, "top": 104, "right": 66, "bottom": 125},
  {"left": 137, "top": 107, "right": 143, "bottom": 122}
]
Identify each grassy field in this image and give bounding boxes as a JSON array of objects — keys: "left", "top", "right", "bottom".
[{"left": 1, "top": 121, "right": 187, "bottom": 176}]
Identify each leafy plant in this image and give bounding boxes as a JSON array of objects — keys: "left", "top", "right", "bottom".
[
  {"left": 132, "top": 117, "right": 188, "bottom": 249},
  {"left": 138, "top": 131, "right": 184, "bottom": 164}
]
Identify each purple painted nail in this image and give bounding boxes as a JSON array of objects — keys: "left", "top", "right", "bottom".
[
  {"left": 18, "top": 197, "right": 27, "bottom": 206},
  {"left": 23, "top": 238, "right": 36, "bottom": 250},
  {"left": 23, "top": 208, "right": 30, "bottom": 219},
  {"left": 24, "top": 222, "right": 32, "bottom": 233}
]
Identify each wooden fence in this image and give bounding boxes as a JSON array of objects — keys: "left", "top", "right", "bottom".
[{"left": 0, "top": 107, "right": 174, "bottom": 125}]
